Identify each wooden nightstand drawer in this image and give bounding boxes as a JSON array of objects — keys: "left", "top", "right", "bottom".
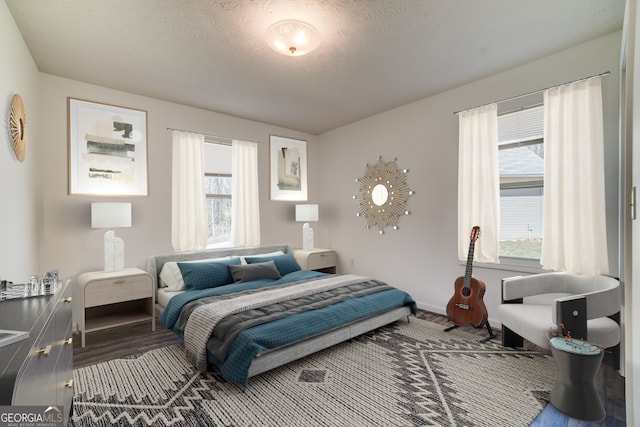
[
  {"left": 292, "top": 249, "right": 337, "bottom": 273},
  {"left": 307, "top": 251, "right": 337, "bottom": 270},
  {"left": 84, "top": 274, "right": 152, "bottom": 307}
]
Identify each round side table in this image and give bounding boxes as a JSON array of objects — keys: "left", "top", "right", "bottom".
[{"left": 549, "top": 336, "right": 605, "bottom": 422}]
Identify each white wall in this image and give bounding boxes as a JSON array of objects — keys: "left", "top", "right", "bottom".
[
  {"left": 36, "top": 74, "right": 319, "bottom": 280},
  {"left": 0, "top": 2, "right": 41, "bottom": 281},
  {"left": 316, "top": 31, "right": 622, "bottom": 326}
]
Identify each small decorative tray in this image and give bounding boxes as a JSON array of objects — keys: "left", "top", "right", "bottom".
[{"left": 550, "top": 336, "right": 602, "bottom": 356}]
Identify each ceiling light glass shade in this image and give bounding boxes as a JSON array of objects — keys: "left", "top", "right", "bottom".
[{"left": 266, "top": 19, "right": 320, "bottom": 56}]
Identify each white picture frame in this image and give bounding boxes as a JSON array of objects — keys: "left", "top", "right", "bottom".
[
  {"left": 269, "top": 135, "right": 308, "bottom": 201},
  {"left": 68, "top": 97, "right": 148, "bottom": 196}
]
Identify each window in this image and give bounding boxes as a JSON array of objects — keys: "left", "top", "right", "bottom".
[
  {"left": 204, "top": 142, "right": 232, "bottom": 245},
  {"left": 498, "top": 105, "right": 544, "bottom": 259},
  {"left": 205, "top": 174, "right": 231, "bottom": 244}
]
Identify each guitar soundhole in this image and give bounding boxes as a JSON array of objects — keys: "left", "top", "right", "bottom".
[{"left": 462, "top": 288, "right": 471, "bottom": 297}]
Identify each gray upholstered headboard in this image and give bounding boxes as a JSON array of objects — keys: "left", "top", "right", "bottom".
[{"left": 146, "top": 244, "right": 291, "bottom": 289}]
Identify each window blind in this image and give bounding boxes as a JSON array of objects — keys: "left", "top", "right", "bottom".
[{"left": 498, "top": 105, "right": 543, "bottom": 145}]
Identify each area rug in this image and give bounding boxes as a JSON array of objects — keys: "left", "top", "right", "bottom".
[{"left": 70, "top": 318, "right": 555, "bottom": 426}]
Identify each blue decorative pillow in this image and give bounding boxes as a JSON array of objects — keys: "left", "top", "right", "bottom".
[
  {"left": 245, "top": 252, "right": 301, "bottom": 276},
  {"left": 177, "top": 258, "right": 241, "bottom": 290}
]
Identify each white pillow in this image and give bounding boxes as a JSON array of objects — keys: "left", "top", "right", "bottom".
[
  {"left": 241, "top": 250, "right": 285, "bottom": 264},
  {"left": 159, "top": 256, "right": 233, "bottom": 291}
]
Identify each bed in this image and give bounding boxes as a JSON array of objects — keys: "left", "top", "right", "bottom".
[{"left": 147, "top": 244, "right": 416, "bottom": 386}]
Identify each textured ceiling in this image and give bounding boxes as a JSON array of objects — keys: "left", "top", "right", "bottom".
[{"left": 6, "top": 0, "right": 626, "bottom": 135}]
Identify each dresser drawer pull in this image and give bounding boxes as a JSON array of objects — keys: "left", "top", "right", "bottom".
[
  {"left": 64, "top": 297, "right": 72, "bottom": 303},
  {"left": 64, "top": 338, "right": 73, "bottom": 346},
  {"left": 114, "top": 280, "right": 126, "bottom": 285},
  {"left": 65, "top": 379, "right": 73, "bottom": 389},
  {"left": 38, "top": 345, "right": 52, "bottom": 358}
]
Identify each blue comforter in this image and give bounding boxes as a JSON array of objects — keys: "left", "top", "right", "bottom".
[{"left": 159, "top": 271, "right": 416, "bottom": 386}]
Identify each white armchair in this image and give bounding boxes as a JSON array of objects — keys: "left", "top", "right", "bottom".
[{"left": 498, "top": 272, "right": 621, "bottom": 367}]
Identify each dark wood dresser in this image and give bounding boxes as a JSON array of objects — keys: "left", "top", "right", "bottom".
[{"left": 0, "top": 279, "right": 73, "bottom": 424}]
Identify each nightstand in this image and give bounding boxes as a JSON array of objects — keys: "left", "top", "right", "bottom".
[
  {"left": 292, "top": 249, "right": 337, "bottom": 274},
  {"left": 76, "top": 268, "right": 155, "bottom": 347}
]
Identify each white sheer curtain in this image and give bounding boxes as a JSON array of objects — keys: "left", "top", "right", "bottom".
[
  {"left": 171, "top": 131, "right": 208, "bottom": 252},
  {"left": 231, "top": 139, "right": 260, "bottom": 246},
  {"left": 457, "top": 103, "right": 500, "bottom": 263},
  {"left": 541, "top": 77, "right": 609, "bottom": 275}
]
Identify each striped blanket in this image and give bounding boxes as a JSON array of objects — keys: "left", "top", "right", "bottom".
[{"left": 184, "top": 274, "right": 370, "bottom": 372}]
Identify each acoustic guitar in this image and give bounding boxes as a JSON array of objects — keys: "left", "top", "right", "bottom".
[{"left": 446, "top": 226, "right": 489, "bottom": 328}]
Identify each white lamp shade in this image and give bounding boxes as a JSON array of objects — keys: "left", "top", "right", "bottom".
[
  {"left": 91, "top": 203, "right": 132, "bottom": 228},
  {"left": 296, "top": 204, "right": 318, "bottom": 222}
]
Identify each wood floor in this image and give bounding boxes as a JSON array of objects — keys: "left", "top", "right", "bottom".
[
  {"left": 72, "top": 310, "right": 461, "bottom": 368},
  {"left": 72, "top": 310, "right": 626, "bottom": 424},
  {"left": 73, "top": 321, "right": 181, "bottom": 369}
]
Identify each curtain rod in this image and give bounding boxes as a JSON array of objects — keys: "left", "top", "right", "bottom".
[
  {"left": 453, "top": 71, "right": 610, "bottom": 115},
  {"left": 166, "top": 127, "right": 261, "bottom": 145}
]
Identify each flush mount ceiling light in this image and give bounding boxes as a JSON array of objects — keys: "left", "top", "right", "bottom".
[{"left": 266, "top": 19, "right": 320, "bottom": 56}]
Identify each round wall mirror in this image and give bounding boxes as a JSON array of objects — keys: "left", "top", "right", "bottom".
[
  {"left": 371, "top": 183, "right": 388, "bottom": 206},
  {"left": 353, "top": 157, "right": 413, "bottom": 234}
]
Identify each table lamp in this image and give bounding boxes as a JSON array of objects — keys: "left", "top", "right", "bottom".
[
  {"left": 91, "top": 202, "right": 132, "bottom": 271},
  {"left": 295, "top": 204, "right": 318, "bottom": 251}
]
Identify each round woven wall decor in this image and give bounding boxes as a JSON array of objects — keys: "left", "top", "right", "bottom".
[{"left": 9, "top": 94, "right": 26, "bottom": 162}]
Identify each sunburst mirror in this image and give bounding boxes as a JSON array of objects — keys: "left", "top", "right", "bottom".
[
  {"left": 9, "top": 94, "right": 26, "bottom": 162},
  {"left": 353, "top": 156, "right": 413, "bottom": 234}
]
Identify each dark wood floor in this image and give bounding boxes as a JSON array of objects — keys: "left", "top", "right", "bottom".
[
  {"left": 73, "top": 321, "right": 181, "bottom": 369},
  {"left": 72, "top": 311, "right": 625, "bottom": 423},
  {"left": 72, "top": 310, "right": 463, "bottom": 368}
]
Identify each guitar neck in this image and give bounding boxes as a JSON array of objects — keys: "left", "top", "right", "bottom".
[{"left": 463, "top": 241, "right": 476, "bottom": 288}]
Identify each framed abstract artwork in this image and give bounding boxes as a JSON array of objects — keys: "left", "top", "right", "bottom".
[
  {"left": 269, "top": 135, "right": 308, "bottom": 201},
  {"left": 68, "top": 98, "right": 148, "bottom": 196}
]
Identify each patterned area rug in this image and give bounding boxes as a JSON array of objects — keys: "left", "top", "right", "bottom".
[{"left": 70, "top": 318, "right": 555, "bottom": 426}]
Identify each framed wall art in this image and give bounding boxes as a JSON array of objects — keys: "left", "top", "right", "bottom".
[
  {"left": 269, "top": 135, "right": 308, "bottom": 201},
  {"left": 68, "top": 98, "right": 149, "bottom": 196}
]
